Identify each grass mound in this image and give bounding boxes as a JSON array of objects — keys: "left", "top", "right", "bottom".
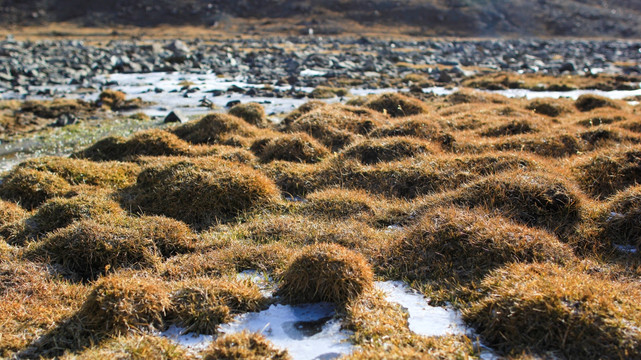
[
  {"left": 170, "top": 278, "right": 266, "bottom": 334},
  {"left": 228, "top": 102, "right": 268, "bottom": 127},
  {"left": 276, "top": 243, "right": 373, "bottom": 305},
  {"left": 493, "top": 133, "right": 580, "bottom": 157},
  {"left": 281, "top": 100, "right": 326, "bottom": 126},
  {"left": 59, "top": 334, "right": 192, "bottom": 360},
  {"left": 74, "top": 129, "right": 208, "bottom": 161},
  {"left": 132, "top": 215, "right": 197, "bottom": 257},
  {"left": 451, "top": 171, "right": 583, "bottom": 237},
  {"left": 480, "top": 120, "right": 538, "bottom": 137},
  {"left": 526, "top": 99, "right": 572, "bottom": 117},
  {"left": 365, "top": 92, "right": 427, "bottom": 117},
  {"left": 309, "top": 86, "right": 349, "bottom": 99},
  {"left": 464, "top": 263, "right": 641, "bottom": 359},
  {"left": 575, "top": 94, "right": 619, "bottom": 112},
  {"left": 0, "top": 168, "right": 72, "bottom": 210},
  {"left": 79, "top": 273, "right": 171, "bottom": 335},
  {"left": 17, "top": 156, "right": 140, "bottom": 189},
  {"left": 203, "top": 332, "right": 290, "bottom": 360},
  {"left": 172, "top": 113, "right": 258, "bottom": 145},
  {"left": 20, "top": 98, "right": 94, "bottom": 118},
  {"left": 33, "top": 220, "right": 161, "bottom": 280},
  {"left": 591, "top": 185, "right": 641, "bottom": 253},
  {"left": 252, "top": 133, "right": 330, "bottom": 163},
  {"left": 125, "top": 159, "right": 280, "bottom": 227},
  {"left": 303, "top": 188, "right": 377, "bottom": 219},
  {"left": 387, "top": 207, "right": 574, "bottom": 286},
  {"left": 572, "top": 146, "right": 641, "bottom": 198},
  {"left": 98, "top": 90, "right": 143, "bottom": 111},
  {"left": 0, "top": 200, "right": 26, "bottom": 227},
  {"left": 446, "top": 88, "right": 508, "bottom": 104},
  {"left": 339, "top": 137, "right": 436, "bottom": 164}
]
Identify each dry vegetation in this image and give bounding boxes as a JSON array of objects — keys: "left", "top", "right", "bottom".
[{"left": 2, "top": 89, "right": 641, "bottom": 358}]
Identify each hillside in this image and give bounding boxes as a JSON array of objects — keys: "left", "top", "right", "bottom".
[{"left": 0, "top": 0, "right": 640, "bottom": 37}]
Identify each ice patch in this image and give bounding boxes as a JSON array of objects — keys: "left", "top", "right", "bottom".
[
  {"left": 300, "top": 69, "right": 328, "bottom": 77},
  {"left": 375, "top": 281, "right": 466, "bottom": 337},
  {"left": 236, "top": 270, "right": 275, "bottom": 296},
  {"left": 614, "top": 244, "right": 638, "bottom": 254},
  {"left": 219, "top": 302, "right": 353, "bottom": 360},
  {"left": 159, "top": 325, "right": 213, "bottom": 352}
]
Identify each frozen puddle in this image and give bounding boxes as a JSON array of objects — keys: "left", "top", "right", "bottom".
[
  {"left": 375, "top": 281, "right": 467, "bottom": 337},
  {"left": 160, "top": 325, "right": 214, "bottom": 353},
  {"left": 219, "top": 302, "right": 353, "bottom": 360}
]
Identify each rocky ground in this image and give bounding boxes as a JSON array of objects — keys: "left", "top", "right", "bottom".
[{"left": 1, "top": 36, "right": 640, "bottom": 98}]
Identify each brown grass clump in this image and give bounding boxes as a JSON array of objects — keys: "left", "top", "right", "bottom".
[
  {"left": 203, "top": 332, "right": 290, "bottom": 360},
  {"left": 169, "top": 278, "right": 266, "bottom": 334},
  {"left": 17, "top": 156, "right": 140, "bottom": 189},
  {"left": 339, "top": 137, "right": 437, "bottom": 164},
  {"left": 302, "top": 188, "right": 377, "bottom": 219},
  {"left": 575, "top": 94, "right": 620, "bottom": 112},
  {"left": 365, "top": 92, "right": 427, "bottom": 117},
  {"left": 480, "top": 119, "right": 538, "bottom": 137},
  {"left": 98, "top": 89, "right": 143, "bottom": 111},
  {"left": 32, "top": 220, "right": 161, "bottom": 280},
  {"left": 275, "top": 243, "right": 373, "bottom": 305},
  {"left": 228, "top": 102, "right": 268, "bottom": 127},
  {"left": 252, "top": 133, "right": 330, "bottom": 163},
  {"left": 74, "top": 129, "right": 211, "bottom": 161},
  {"left": 464, "top": 263, "right": 641, "bottom": 359},
  {"left": 446, "top": 88, "right": 508, "bottom": 104},
  {"left": 281, "top": 100, "right": 326, "bottom": 126},
  {"left": 0, "top": 200, "right": 27, "bottom": 227},
  {"left": 386, "top": 207, "right": 575, "bottom": 287},
  {"left": 131, "top": 215, "right": 198, "bottom": 257},
  {"left": 172, "top": 113, "right": 258, "bottom": 145},
  {"left": 309, "top": 86, "right": 349, "bottom": 99},
  {"left": 525, "top": 98, "right": 572, "bottom": 117},
  {"left": 590, "top": 185, "right": 641, "bottom": 253},
  {"left": 78, "top": 272, "right": 171, "bottom": 335},
  {"left": 493, "top": 133, "right": 580, "bottom": 157},
  {"left": 572, "top": 146, "right": 641, "bottom": 199},
  {"left": 0, "top": 168, "right": 72, "bottom": 210},
  {"left": 450, "top": 170, "right": 583, "bottom": 237},
  {"left": 20, "top": 98, "right": 94, "bottom": 118},
  {"left": 59, "top": 334, "right": 193, "bottom": 360},
  {"left": 124, "top": 159, "right": 280, "bottom": 227}
]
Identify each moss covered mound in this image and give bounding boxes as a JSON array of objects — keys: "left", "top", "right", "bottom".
[
  {"left": 17, "top": 156, "right": 140, "bottom": 189},
  {"left": 33, "top": 220, "right": 161, "bottom": 280},
  {"left": 340, "top": 137, "right": 436, "bottom": 164},
  {"left": 0, "top": 168, "right": 72, "bottom": 210},
  {"left": 575, "top": 94, "right": 620, "bottom": 112},
  {"left": 172, "top": 113, "right": 258, "bottom": 145},
  {"left": 228, "top": 102, "right": 268, "bottom": 127},
  {"left": 252, "top": 133, "right": 330, "bottom": 163},
  {"left": 388, "top": 207, "right": 574, "bottom": 285},
  {"left": 74, "top": 129, "right": 206, "bottom": 161},
  {"left": 276, "top": 243, "right": 373, "bottom": 305},
  {"left": 79, "top": 273, "right": 171, "bottom": 335},
  {"left": 451, "top": 171, "right": 583, "bottom": 237},
  {"left": 464, "top": 263, "right": 641, "bottom": 359},
  {"left": 170, "top": 278, "right": 266, "bottom": 334},
  {"left": 203, "top": 332, "right": 290, "bottom": 360},
  {"left": 126, "top": 159, "right": 280, "bottom": 227},
  {"left": 365, "top": 93, "right": 427, "bottom": 117},
  {"left": 572, "top": 146, "right": 641, "bottom": 199}
]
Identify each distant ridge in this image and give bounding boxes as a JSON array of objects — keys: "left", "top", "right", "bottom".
[{"left": 0, "top": 0, "right": 640, "bottom": 38}]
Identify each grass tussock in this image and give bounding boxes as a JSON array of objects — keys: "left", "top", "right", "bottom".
[
  {"left": 281, "top": 100, "right": 326, "bottom": 125},
  {"left": 17, "top": 156, "right": 141, "bottom": 189},
  {"left": 78, "top": 272, "right": 170, "bottom": 335},
  {"left": 449, "top": 170, "right": 583, "bottom": 238},
  {"left": 31, "top": 220, "right": 161, "bottom": 280},
  {"left": 98, "top": 89, "right": 143, "bottom": 111},
  {"left": 339, "top": 137, "right": 437, "bottom": 164},
  {"left": 172, "top": 113, "right": 259, "bottom": 145},
  {"left": 0, "top": 167, "right": 72, "bottom": 210},
  {"left": 446, "top": 88, "right": 508, "bottom": 104},
  {"left": 464, "top": 262, "right": 641, "bottom": 359},
  {"left": 480, "top": 119, "right": 538, "bottom": 137},
  {"left": 228, "top": 102, "right": 268, "bottom": 127},
  {"left": 386, "top": 206, "right": 575, "bottom": 289},
  {"left": 302, "top": 188, "right": 377, "bottom": 219},
  {"left": 0, "top": 200, "right": 27, "bottom": 227},
  {"left": 73, "top": 129, "right": 214, "bottom": 161},
  {"left": 203, "top": 332, "right": 290, "bottom": 360},
  {"left": 492, "top": 132, "right": 580, "bottom": 157},
  {"left": 309, "top": 86, "right": 349, "bottom": 99},
  {"left": 59, "top": 334, "right": 193, "bottom": 360},
  {"left": 572, "top": 146, "right": 641, "bottom": 199},
  {"left": 588, "top": 185, "right": 641, "bottom": 254},
  {"left": 575, "top": 94, "right": 620, "bottom": 112},
  {"left": 124, "top": 159, "right": 280, "bottom": 227},
  {"left": 275, "top": 243, "right": 373, "bottom": 305},
  {"left": 169, "top": 277, "right": 266, "bottom": 334},
  {"left": 368, "top": 115, "right": 452, "bottom": 145},
  {"left": 21, "top": 98, "right": 94, "bottom": 118},
  {"left": 525, "top": 98, "right": 573, "bottom": 117},
  {"left": 365, "top": 92, "right": 427, "bottom": 117},
  {"left": 252, "top": 133, "right": 330, "bottom": 163}
]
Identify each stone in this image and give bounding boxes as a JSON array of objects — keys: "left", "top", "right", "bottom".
[{"left": 163, "top": 110, "right": 187, "bottom": 124}]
